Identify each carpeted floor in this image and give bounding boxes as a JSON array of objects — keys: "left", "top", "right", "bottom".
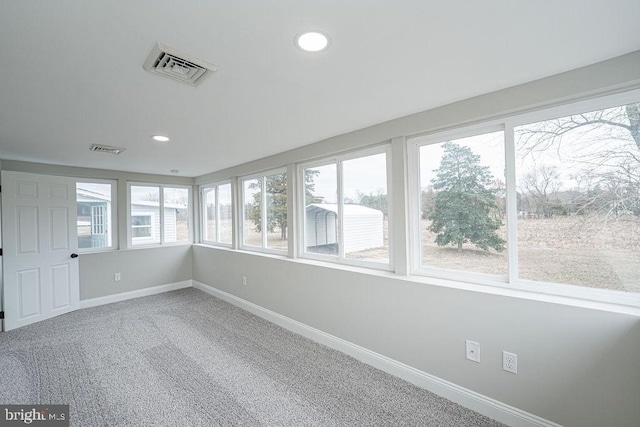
[{"left": 0, "top": 288, "right": 504, "bottom": 426}]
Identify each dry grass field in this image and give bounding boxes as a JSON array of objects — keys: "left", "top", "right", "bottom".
[
  {"left": 208, "top": 216, "right": 640, "bottom": 293},
  {"left": 368, "top": 216, "right": 639, "bottom": 293}
]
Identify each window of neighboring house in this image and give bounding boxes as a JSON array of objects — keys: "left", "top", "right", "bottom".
[
  {"left": 201, "top": 182, "right": 232, "bottom": 246},
  {"left": 76, "top": 181, "right": 116, "bottom": 250},
  {"left": 300, "top": 146, "right": 391, "bottom": 269},
  {"left": 415, "top": 129, "right": 507, "bottom": 278},
  {"left": 129, "top": 184, "right": 191, "bottom": 247},
  {"left": 240, "top": 170, "right": 288, "bottom": 253},
  {"left": 131, "top": 214, "right": 152, "bottom": 238}
]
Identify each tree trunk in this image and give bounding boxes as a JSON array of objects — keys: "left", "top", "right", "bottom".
[{"left": 457, "top": 240, "right": 463, "bottom": 252}]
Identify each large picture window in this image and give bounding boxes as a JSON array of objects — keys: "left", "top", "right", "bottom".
[
  {"left": 410, "top": 92, "right": 640, "bottom": 299},
  {"left": 416, "top": 130, "right": 507, "bottom": 277},
  {"left": 240, "top": 170, "right": 288, "bottom": 252},
  {"left": 514, "top": 101, "right": 640, "bottom": 293},
  {"left": 301, "top": 147, "right": 390, "bottom": 268},
  {"left": 201, "top": 182, "right": 233, "bottom": 246},
  {"left": 129, "top": 184, "right": 191, "bottom": 247}
]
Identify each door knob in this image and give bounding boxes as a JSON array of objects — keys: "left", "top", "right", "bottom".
[{"left": 70, "top": 253, "right": 79, "bottom": 258}]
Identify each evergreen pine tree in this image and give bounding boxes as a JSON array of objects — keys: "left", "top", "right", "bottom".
[{"left": 428, "top": 142, "right": 505, "bottom": 252}]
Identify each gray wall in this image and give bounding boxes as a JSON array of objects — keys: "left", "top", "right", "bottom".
[
  {"left": 80, "top": 245, "right": 191, "bottom": 300},
  {"left": 192, "top": 51, "right": 640, "bottom": 427}
]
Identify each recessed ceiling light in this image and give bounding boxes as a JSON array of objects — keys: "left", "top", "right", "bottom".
[
  {"left": 152, "top": 135, "right": 170, "bottom": 142},
  {"left": 295, "top": 31, "right": 330, "bottom": 53}
]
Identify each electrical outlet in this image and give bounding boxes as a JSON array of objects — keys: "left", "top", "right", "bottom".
[
  {"left": 465, "top": 340, "right": 480, "bottom": 363},
  {"left": 503, "top": 351, "right": 518, "bottom": 374},
  {"left": 114, "top": 273, "right": 121, "bottom": 282},
  {"left": 242, "top": 276, "right": 247, "bottom": 286}
]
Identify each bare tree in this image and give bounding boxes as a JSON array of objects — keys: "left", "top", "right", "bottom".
[
  {"left": 519, "top": 164, "right": 562, "bottom": 218},
  {"left": 517, "top": 102, "right": 640, "bottom": 219}
]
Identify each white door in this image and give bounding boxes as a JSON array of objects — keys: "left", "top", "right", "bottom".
[{"left": 1, "top": 171, "right": 79, "bottom": 331}]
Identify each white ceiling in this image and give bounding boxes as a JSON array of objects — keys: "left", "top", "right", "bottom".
[{"left": 1, "top": 1, "right": 639, "bottom": 178}]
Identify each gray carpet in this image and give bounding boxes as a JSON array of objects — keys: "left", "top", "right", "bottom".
[{"left": 0, "top": 288, "right": 504, "bottom": 426}]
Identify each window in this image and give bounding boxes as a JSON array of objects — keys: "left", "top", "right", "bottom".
[
  {"left": 132, "top": 214, "right": 152, "bottom": 238},
  {"left": 301, "top": 147, "right": 390, "bottom": 268},
  {"left": 409, "top": 90, "right": 640, "bottom": 301},
  {"left": 129, "top": 184, "right": 191, "bottom": 247},
  {"left": 201, "top": 182, "right": 232, "bottom": 246},
  {"left": 240, "top": 170, "right": 288, "bottom": 252},
  {"left": 76, "top": 181, "right": 115, "bottom": 250},
  {"left": 416, "top": 130, "right": 507, "bottom": 277},
  {"left": 514, "top": 100, "right": 640, "bottom": 293}
]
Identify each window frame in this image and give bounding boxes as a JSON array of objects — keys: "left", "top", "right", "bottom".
[
  {"left": 239, "top": 168, "right": 288, "bottom": 255},
  {"left": 127, "top": 182, "right": 192, "bottom": 248},
  {"left": 199, "top": 180, "right": 233, "bottom": 248},
  {"left": 407, "top": 89, "right": 640, "bottom": 307},
  {"left": 75, "top": 178, "right": 117, "bottom": 253},
  {"left": 409, "top": 123, "right": 508, "bottom": 284},
  {"left": 297, "top": 144, "right": 393, "bottom": 271}
]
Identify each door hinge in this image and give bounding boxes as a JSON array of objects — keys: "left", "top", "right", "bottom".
[
  {"left": 0, "top": 248, "right": 3, "bottom": 256},
  {"left": 0, "top": 312, "right": 4, "bottom": 320}
]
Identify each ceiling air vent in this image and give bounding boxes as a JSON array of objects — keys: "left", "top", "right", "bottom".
[
  {"left": 143, "top": 42, "right": 218, "bottom": 87},
  {"left": 89, "top": 144, "right": 126, "bottom": 155}
]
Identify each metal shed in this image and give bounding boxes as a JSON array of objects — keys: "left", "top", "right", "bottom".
[{"left": 305, "top": 204, "right": 383, "bottom": 253}]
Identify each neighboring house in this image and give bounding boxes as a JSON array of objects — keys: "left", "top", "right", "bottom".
[
  {"left": 76, "top": 187, "right": 111, "bottom": 249},
  {"left": 305, "top": 204, "right": 383, "bottom": 253},
  {"left": 130, "top": 201, "right": 188, "bottom": 244}
]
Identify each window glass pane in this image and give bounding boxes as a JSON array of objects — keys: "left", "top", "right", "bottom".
[
  {"left": 342, "top": 153, "right": 389, "bottom": 264},
  {"left": 76, "top": 182, "right": 112, "bottom": 249},
  {"left": 304, "top": 163, "right": 338, "bottom": 256},
  {"left": 130, "top": 185, "right": 160, "bottom": 246},
  {"left": 218, "top": 183, "right": 233, "bottom": 244},
  {"left": 515, "top": 102, "right": 640, "bottom": 292},
  {"left": 266, "top": 172, "right": 288, "bottom": 250},
  {"left": 163, "top": 187, "right": 189, "bottom": 243},
  {"left": 243, "top": 178, "right": 262, "bottom": 247},
  {"left": 202, "top": 188, "right": 216, "bottom": 242},
  {"left": 419, "top": 131, "right": 507, "bottom": 275}
]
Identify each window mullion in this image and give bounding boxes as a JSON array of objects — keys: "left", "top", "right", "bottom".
[
  {"left": 159, "top": 185, "right": 165, "bottom": 244},
  {"left": 505, "top": 122, "right": 519, "bottom": 285},
  {"left": 337, "top": 160, "right": 345, "bottom": 260},
  {"left": 261, "top": 177, "right": 268, "bottom": 248}
]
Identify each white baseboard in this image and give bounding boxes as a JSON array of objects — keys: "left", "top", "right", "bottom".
[
  {"left": 79, "top": 280, "right": 192, "bottom": 309},
  {"left": 192, "top": 280, "right": 561, "bottom": 427}
]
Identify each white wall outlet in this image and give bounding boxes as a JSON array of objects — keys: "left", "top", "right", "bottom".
[
  {"left": 114, "top": 273, "right": 121, "bottom": 282},
  {"left": 242, "top": 276, "right": 247, "bottom": 286},
  {"left": 465, "top": 340, "right": 480, "bottom": 363},
  {"left": 503, "top": 351, "right": 518, "bottom": 374}
]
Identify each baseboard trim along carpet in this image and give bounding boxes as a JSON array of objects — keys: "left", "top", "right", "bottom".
[
  {"left": 192, "top": 280, "right": 561, "bottom": 427},
  {"left": 79, "top": 280, "right": 192, "bottom": 309}
]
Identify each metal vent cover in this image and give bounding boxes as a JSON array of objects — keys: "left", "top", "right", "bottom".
[
  {"left": 143, "top": 43, "right": 218, "bottom": 87},
  {"left": 89, "top": 144, "right": 126, "bottom": 155}
]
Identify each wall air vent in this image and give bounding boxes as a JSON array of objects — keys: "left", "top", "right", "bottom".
[
  {"left": 143, "top": 42, "right": 218, "bottom": 87},
  {"left": 89, "top": 144, "right": 126, "bottom": 155}
]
